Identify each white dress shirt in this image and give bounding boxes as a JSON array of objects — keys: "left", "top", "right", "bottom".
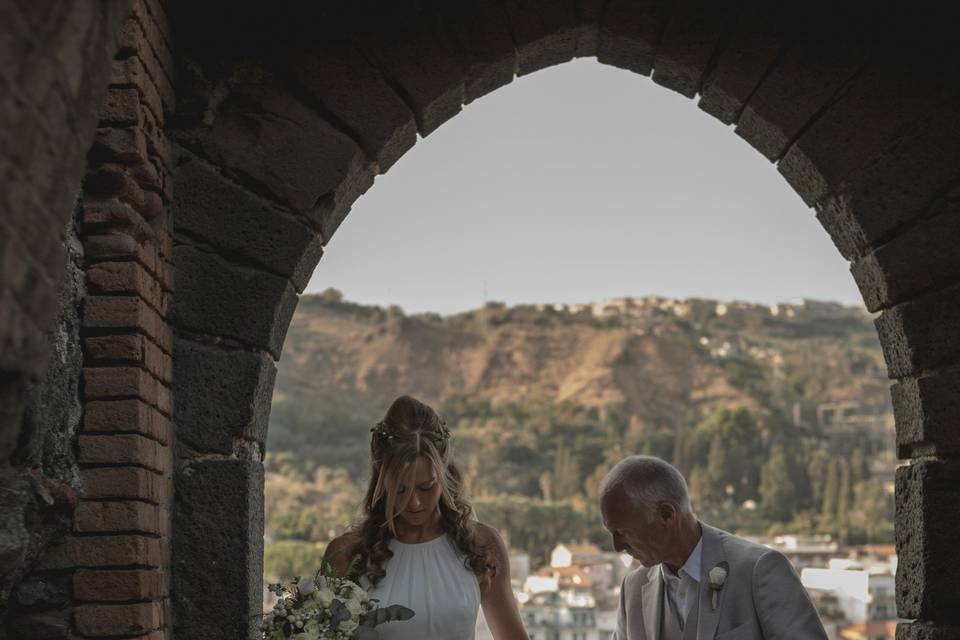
[{"left": 660, "top": 535, "right": 703, "bottom": 629}]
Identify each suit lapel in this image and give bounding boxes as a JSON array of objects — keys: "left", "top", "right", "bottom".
[
  {"left": 641, "top": 567, "right": 663, "bottom": 640},
  {"left": 696, "top": 523, "right": 726, "bottom": 640}
]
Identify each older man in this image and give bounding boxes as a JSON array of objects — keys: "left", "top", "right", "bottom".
[{"left": 600, "top": 455, "right": 826, "bottom": 640}]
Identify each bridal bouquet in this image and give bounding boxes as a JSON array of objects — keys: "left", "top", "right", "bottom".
[{"left": 261, "top": 569, "right": 414, "bottom": 640}]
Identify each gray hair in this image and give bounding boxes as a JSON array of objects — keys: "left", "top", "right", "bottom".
[{"left": 599, "top": 455, "right": 692, "bottom": 517}]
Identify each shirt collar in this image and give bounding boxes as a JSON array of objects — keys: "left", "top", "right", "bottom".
[{"left": 661, "top": 534, "right": 703, "bottom": 583}]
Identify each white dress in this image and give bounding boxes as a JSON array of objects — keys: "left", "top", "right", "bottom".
[{"left": 365, "top": 534, "right": 481, "bottom": 640}]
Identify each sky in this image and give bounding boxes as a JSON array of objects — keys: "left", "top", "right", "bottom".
[{"left": 304, "top": 58, "right": 864, "bottom": 315}]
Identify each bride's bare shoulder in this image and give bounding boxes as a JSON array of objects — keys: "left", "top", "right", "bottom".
[{"left": 471, "top": 521, "right": 507, "bottom": 554}]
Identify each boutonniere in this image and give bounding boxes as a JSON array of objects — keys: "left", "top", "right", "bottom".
[{"left": 708, "top": 561, "right": 729, "bottom": 610}]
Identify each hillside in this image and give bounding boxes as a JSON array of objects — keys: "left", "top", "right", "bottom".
[{"left": 263, "top": 291, "right": 895, "bottom": 574}]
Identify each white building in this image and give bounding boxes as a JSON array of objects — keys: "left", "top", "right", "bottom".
[{"left": 801, "top": 559, "right": 896, "bottom": 623}]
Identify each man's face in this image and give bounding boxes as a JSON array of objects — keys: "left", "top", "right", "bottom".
[{"left": 600, "top": 484, "right": 675, "bottom": 567}]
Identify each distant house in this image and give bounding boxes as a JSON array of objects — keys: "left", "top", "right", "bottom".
[{"left": 801, "top": 559, "right": 896, "bottom": 624}]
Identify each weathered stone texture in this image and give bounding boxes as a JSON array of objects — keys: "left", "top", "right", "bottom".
[
  {"left": 171, "top": 245, "right": 297, "bottom": 358},
  {"left": 292, "top": 46, "right": 417, "bottom": 172},
  {"left": 895, "top": 460, "right": 960, "bottom": 623},
  {"left": 851, "top": 199, "right": 960, "bottom": 312},
  {"left": 816, "top": 115, "right": 960, "bottom": 261},
  {"left": 892, "top": 368, "right": 960, "bottom": 458},
  {"left": 596, "top": 0, "right": 673, "bottom": 76},
  {"left": 434, "top": 1, "right": 515, "bottom": 103},
  {"left": 173, "top": 459, "right": 263, "bottom": 640},
  {"left": 173, "top": 338, "right": 276, "bottom": 455},
  {"left": 897, "top": 622, "right": 960, "bottom": 640},
  {"left": 651, "top": 3, "right": 731, "bottom": 98},
  {"left": 502, "top": 0, "right": 580, "bottom": 76},
  {"left": 172, "top": 147, "right": 323, "bottom": 291},
  {"left": 349, "top": 1, "right": 466, "bottom": 136},
  {"left": 698, "top": 4, "right": 786, "bottom": 124},
  {"left": 875, "top": 283, "right": 960, "bottom": 379},
  {"left": 173, "top": 84, "right": 373, "bottom": 243}
]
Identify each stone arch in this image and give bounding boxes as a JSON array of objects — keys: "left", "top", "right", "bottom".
[
  {"left": 2, "top": 1, "right": 960, "bottom": 638},
  {"left": 166, "top": 4, "right": 960, "bottom": 638}
]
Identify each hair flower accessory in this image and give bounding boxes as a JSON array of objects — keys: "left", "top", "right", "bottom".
[{"left": 708, "top": 561, "right": 729, "bottom": 610}]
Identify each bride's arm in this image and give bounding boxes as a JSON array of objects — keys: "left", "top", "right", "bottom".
[{"left": 476, "top": 523, "right": 527, "bottom": 640}]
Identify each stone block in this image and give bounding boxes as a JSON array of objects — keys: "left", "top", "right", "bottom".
[
  {"left": 735, "top": 17, "right": 871, "bottom": 161},
  {"left": 350, "top": 0, "right": 466, "bottom": 136},
  {"left": 293, "top": 45, "right": 417, "bottom": 172},
  {"left": 7, "top": 607, "right": 72, "bottom": 640},
  {"left": 895, "top": 459, "right": 960, "bottom": 623},
  {"left": 573, "top": 0, "right": 605, "bottom": 57},
  {"left": 779, "top": 55, "right": 956, "bottom": 207},
  {"left": 173, "top": 338, "right": 276, "bottom": 455},
  {"left": 171, "top": 245, "right": 298, "bottom": 358},
  {"left": 10, "top": 573, "right": 71, "bottom": 608},
  {"left": 651, "top": 2, "right": 731, "bottom": 98},
  {"left": 434, "top": 1, "right": 515, "bottom": 101},
  {"left": 892, "top": 367, "right": 960, "bottom": 458},
  {"left": 816, "top": 116, "right": 960, "bottom": 260},
  {"left": 698, "top": 4, "right": 787, "bottom": 124},
  {"left": 502, "top": 0, "right": 579, "bottom": 76},
  {"left": 172, "top": 147, "right": 323, "bottom": 291},
  {"left": 597, "top": 0, "right": 673, "bottom": 76},
  {"left": 851, "top": 200, "right": 960, "bottom": 312},
  {"left": 173, "top": 459, "right": 263, "bottom": 640},
  {"left": 875, "top": 283, "right": 960, "bottom": 379},
  {"left": 184, "top": 84, "right": 373, "bottom": 243},
  {"left": 897, "top": 622, "right": 960, "bottom": 639}
]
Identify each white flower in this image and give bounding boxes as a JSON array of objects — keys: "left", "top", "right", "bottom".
[
  {"left": 339, "top": 618, "right": 359, "bottom": 635},
  {"left": 708, "top": 562, "right": 729, "bottom": 610},
  {"left": 315, "top": 586, "right": 336, "bottom": 607},
  {"left": 344, "top": 589, "right": 366, "bottom": 616},
  {"left": 708, "top": 565, "right": 728, "bottom": 589},
  {"left": 298, "top": 578, "right": 316, "bottom": 597}
]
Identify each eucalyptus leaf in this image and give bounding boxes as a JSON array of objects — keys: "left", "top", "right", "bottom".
[{"left": 360, "top": 604, "right": 415, "bottom": 628}]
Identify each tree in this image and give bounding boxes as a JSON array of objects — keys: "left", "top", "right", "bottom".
[{"left": 759, "top": 446, "right": 796, "bottom": 522}]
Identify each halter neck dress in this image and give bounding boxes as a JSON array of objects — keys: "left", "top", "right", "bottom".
[{"left": 364, "top": 534, "right": 481, "bottom": 640}]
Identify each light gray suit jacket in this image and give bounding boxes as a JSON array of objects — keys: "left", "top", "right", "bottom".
[{"left": 612, "top": 523, "right": 827, "bottom": 640}]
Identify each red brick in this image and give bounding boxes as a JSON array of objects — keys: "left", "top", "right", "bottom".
[
  {"left": 111, "top": 55, "right": 165, "bottom": 124},
  {"left": 84, "top": 399, "right": 171, "bottom": 444},
  {"left": 80, "top": 467, "right": 166, "bottom": 504},
  {"left": 82, "top": 298, "right": 171, "bottom": 353},
  {"left": 74, "top": 569, "right": 166, "bottom": 602},
  {"left": 86, "top": 261, "right": 165, "bottom": 312},
  {"left": 91, "top": 126, "right": 149, "bottom": 165},
  {"left": 84, "top": 333, "right": 144, "bottom": 362},
  {"left": 83, "top": 201, "right": 154, "bottom": 242},
  {"left": 36, "top": 535, "right": 163, "bottom": 570},
  {"left": 78, "top": 433, "right": 171, "bottom": 474},
  {"left": 75, "top": 501, "right": 161, "bottom": 535},
  {"left": 85, "top": 163, "right": 147, "bottom": 210},
  {"left": 98, "top": 87, "right": 142, "bottom": 126},
  {"left": 83, "top": 295, "right": 154, "bottom": 332},
  {"left": 74, "top": 602, "right": 162, "bottom": 636}
]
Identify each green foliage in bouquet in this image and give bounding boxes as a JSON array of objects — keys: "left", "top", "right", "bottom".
[{"left": 260, "top": 562, "right": 414, "bottom": 640}]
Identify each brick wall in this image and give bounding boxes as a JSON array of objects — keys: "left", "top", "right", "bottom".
[{"left": 7, "top": 2, "right": 175, "bottom": 638}]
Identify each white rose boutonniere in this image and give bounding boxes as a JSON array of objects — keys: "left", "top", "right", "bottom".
[{"left": 708, "top": 561, "right": 729, "bottom": 611}]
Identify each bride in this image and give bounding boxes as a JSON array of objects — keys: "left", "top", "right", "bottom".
[{"left": 323, "top": 395, "right": 527, "bottom": 640}]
